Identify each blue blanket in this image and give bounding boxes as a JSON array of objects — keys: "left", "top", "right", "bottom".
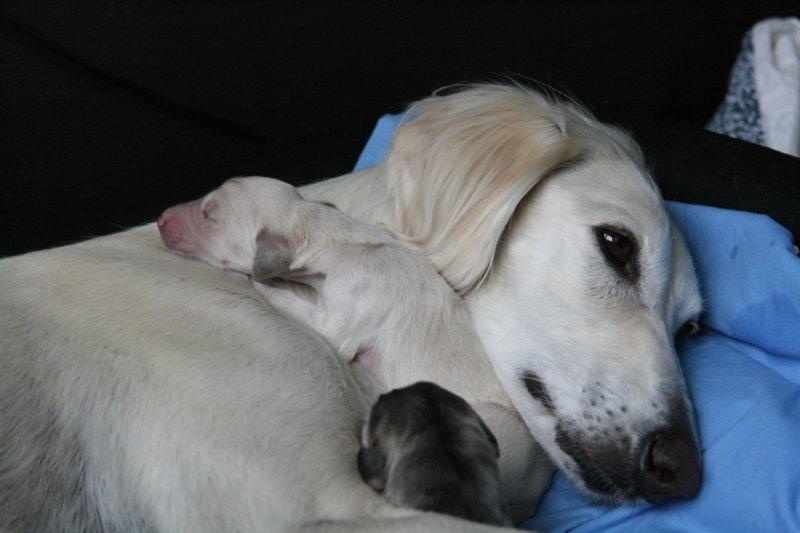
[{"left": 355, "top": 114, "right": 800, "bottom": 531}]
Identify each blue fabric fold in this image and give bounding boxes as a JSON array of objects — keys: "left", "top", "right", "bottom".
[{"left": 355, "top": 114, "right": 800, "bottom": 531}]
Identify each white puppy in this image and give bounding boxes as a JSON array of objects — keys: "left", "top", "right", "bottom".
[{"left": 160, "top": 177, "right": 506, "bottom": 404}]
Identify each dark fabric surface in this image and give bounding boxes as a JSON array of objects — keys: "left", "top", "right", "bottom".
[
  {"left": 599, "top": 107, "right": 800, "bottom": 238},
  {"left": 1, "top": 1, "right": 798, "bottom": 258}
]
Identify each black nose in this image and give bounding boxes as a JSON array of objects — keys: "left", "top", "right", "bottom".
[{"left": 635, "top": 429, "right": 702, "bottom": 503}]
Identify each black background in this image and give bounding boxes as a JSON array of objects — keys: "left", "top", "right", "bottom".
[{"left": 2, "top": 1, "right": 798, "bottom": 258}]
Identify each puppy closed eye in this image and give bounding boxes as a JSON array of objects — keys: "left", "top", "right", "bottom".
[
  {"left": 594, "top": 225, "right": 638, "bottom": 279},
  {"left": 201, "top": 200, "right": 219, "bottom": 222}
]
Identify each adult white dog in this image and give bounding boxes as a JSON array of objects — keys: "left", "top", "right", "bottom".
[{"left": 0, "top": 85, "right": 703, "bottom": 531}]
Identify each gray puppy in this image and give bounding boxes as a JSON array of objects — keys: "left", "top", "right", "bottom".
[{"left": 358, "top": 382, "right": 511, "bottom": 526}]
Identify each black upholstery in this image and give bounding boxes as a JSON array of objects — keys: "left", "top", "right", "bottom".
[{"left": 2, "top": 1, "right": 798, "bottom": 257}]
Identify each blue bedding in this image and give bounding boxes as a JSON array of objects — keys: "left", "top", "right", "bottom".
[{"left": 355, "top": 114, "right": 800, "bottom": 531}]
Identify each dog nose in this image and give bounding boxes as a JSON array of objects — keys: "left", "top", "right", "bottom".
[
  {"left": 157, "top": 202, "right": 198, "bottom": 252},
  {"left": 635, "top": 429, "right": 702, "bottom": 503},
  {"left": 157, "top": 209, "right": 182, "bottom": 248},
  {"left": 156, "top": 212, "right": 169, "bottom": 230}
]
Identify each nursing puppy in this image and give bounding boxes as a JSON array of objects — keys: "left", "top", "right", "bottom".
[{"left": 359, "top": 382, "right": 510, "bottom": 527}]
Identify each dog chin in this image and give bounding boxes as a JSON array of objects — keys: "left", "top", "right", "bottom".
[{"left": 558, "top": 459, "right": 641, "bottom": 505}]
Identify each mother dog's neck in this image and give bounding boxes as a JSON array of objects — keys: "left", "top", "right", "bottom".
[{"left": 300, "top": 167, "right": 395, "bottom": 228}]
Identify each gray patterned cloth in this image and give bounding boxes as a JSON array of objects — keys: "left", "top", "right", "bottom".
[{"left": 707, "top": 30, "right": 766, "bottom": 145}]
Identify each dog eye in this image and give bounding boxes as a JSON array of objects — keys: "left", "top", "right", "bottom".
[
  {"left": 597, "top": 227, "right": 633, "bottom": 260},
  {"left": 594, "top": 226, "right": 637, "bottom": 278}
]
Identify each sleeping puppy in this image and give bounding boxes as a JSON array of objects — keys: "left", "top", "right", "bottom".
[
  {"left": 158, "top": 177, "right": 510, "bottom": 407},
  {"left": 359, "top": 382, "right": 510, "bottom": 526}
]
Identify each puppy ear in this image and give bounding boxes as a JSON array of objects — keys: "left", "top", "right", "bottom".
[
  {"left": 385, "top": 84, "right": 576, "bottom": 294},
  {"left": 253, "top": 228, "right": 326, "bottom": 291},
  {"left": 252, "top": 229, "right": 295, "bottom": 282},
  {"left": 478, "top": 418, "right": 500, "bottom": 459},
  {"left": 357, "top": 445, "right": 387, "bottom": 492}
]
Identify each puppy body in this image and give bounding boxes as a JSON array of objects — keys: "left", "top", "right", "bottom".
[
  {"left": 161, "top": 177, "right": 513, "bottom": 410},
  {"left": 359, "top": 382, "right": 511, "bottom": 527},
  {"left": 256, "top": 227, "right": 511, "bottom": 410}
]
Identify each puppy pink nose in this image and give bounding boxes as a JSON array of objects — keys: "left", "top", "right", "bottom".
[
  {"left": 157, "top": 210, "right": 184, "bottom": 250},
  {"left": 156, "top": 213, "right": 170, "bottom": 230},
  {"left": 158, "top": 200, "right": 200, "bottom": 254}
]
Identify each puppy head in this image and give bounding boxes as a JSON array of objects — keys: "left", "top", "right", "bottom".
[
  {"left": 358, "top": 382, "right": 499, "bottom": 493},
  {"left": 157, "top": 177, "right": 305, "bottom": 274}
]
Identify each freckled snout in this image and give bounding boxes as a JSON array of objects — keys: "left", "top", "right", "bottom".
[
  {"left": 555, "top": 390, "right": 702, "bottom": 503},
  {"left": 635, "top": 425, "right": 702, "bottom": 503},
  {"left": 157, "top": 200, "right": 202, "bottom": 255}
]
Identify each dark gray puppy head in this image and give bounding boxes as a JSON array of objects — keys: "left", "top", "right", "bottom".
[{"left": 358, "top": 382, "right": 509, "bottom": 526}]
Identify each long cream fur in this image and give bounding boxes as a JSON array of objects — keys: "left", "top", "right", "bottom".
[{"left": 386, "top": 86, "right": 577, "bottom": 293}]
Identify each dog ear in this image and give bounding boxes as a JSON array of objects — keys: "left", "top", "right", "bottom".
[
  {"left": 385, "top": 84, "right": 576, "bottom": 294},
  {"left": 478, "top": 417, "right": 500, "bottom": 459},
  {"left": 357, "top": 445, "right": 387, "bottom": 492},
  {"left": 252, "top": 229, "right": 295, "bottom": 282}
]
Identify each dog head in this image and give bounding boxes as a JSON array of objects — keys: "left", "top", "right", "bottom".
[
  {"left": 384, "top": 85, "right": 702, "bottom": 503},
  {"left": 157, "top": 177, "right": 306, "bottom": 274},
  {"left": 358, "top": 381, "right": 500, "bottom": 493}
]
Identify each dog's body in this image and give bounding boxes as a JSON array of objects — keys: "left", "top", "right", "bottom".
[
  {"left": 0, "top": 227, "right": 374, "bottom": 531},
  {"left": 0, "top": 85, "right": 703, "bottom": 531},
  {"left": 359, "top": 382, "right": 510, "bottom": 527},
  {"left": 1, "top": 226, "right": 515, "bottom": 532}
]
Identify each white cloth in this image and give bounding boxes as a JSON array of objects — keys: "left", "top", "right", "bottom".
[{"left": 752, "top": 17, "right": 800, "bottom": 157}]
